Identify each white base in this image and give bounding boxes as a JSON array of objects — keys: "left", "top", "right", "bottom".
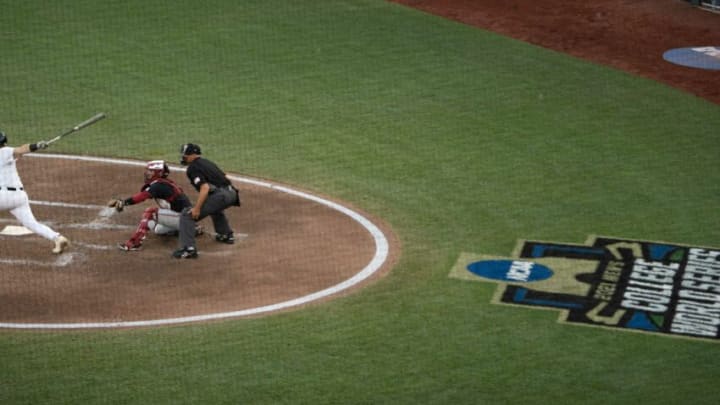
[{"left": 0, "top": 225, "right": 33, "bottom": 236}]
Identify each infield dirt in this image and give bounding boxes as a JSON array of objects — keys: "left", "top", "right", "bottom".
[{"left": 0, "top": 156, "right": 397, "bottom": 325}]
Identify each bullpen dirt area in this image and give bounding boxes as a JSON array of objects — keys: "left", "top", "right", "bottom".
[
  {"left": 392, "top": 0, "right": 720, "bottom": 105},
  {"left": 0, "top": 155, "right": 396, "bottom": 327}
]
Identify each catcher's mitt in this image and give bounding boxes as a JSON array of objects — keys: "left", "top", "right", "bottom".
[{"left": 107, "top": 198, "right": 124, "bottom": 212}]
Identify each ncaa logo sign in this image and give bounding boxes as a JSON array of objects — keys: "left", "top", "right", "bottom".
[
  {"left": 467, "top": 260, "right": 553, "bottom": 282},
  {"left": 450, "top": 236, "right": 720, "bottom": 343}
]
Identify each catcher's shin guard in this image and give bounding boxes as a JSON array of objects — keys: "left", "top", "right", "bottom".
[{"left": 127, "top": 207, "right": 158, "bottom": 246}]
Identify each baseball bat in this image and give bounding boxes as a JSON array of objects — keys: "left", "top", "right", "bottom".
[{"left": 47, "top": 112, "right": 107, "bottom": 145}]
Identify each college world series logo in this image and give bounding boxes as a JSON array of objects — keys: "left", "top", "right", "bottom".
[{"left": 450, "top": 236, "right": 720, "bottom": 342}]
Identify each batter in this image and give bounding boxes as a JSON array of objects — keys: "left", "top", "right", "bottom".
[{"left": 0, "top": 131, "right": 69, "bottom": 254}]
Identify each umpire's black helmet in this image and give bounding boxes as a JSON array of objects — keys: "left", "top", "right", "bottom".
[
  {"left": 0, "top": 131, "right": 7, "bottom": 146},
  {"left": 180, "top": 143, "right": 201, "bottom": 165},
  {"left": 181, "top": 143, "right": 201, "bottom": 156}
]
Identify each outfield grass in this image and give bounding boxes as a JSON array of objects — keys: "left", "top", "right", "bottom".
[{"left": 1, "top": 1, "right": 719, "bottom": 403}]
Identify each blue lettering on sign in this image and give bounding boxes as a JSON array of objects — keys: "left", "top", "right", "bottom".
[{"left": 467, "top": 260, "right": 553, "bottom": 282}]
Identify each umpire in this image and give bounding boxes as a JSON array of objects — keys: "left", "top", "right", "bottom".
[{"left": 173, "top": 143, "right": 240, "bottom": 259}]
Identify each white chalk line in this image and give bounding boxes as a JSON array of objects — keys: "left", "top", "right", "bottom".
[
  {"left": 0, "top": 252, "right": 80, "bottom": 268},
  {"left": 1, "top": 154, "right": 391, "bottom": 330},
  {"left": 73, "top": 241, "right": 116, "bottom": 251},
  {"left": 0, "top": 219, "right": 131, "bottom": 231},
  {"left": 29, "top": 199, "right": 119, "bottom": 228},
  {"left": 2, "top": 200, "right": 127, "bottom": 229},
  {"left": 0, "top": 200, "right": 120, "bottom": 267},
  {"left": 65, "top": 223, "right": 132, "bottom": 230},
  {"left": 29, "top": 200, "right": 106, "bottom": 210}
]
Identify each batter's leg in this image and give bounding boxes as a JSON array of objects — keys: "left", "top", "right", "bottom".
[
  {"left": 10, "top": 202, "right": 59, "bottom": 241},
  {"left": 10, "top": 200, "right": 69, "bottom": 254}
]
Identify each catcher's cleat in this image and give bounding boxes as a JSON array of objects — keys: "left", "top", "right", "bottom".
[
  {"left": 156, "top": 226, "right": 203, "bottom": 237},
  {"left": 117, "top": 242, "right": 142, "bottom": 251},
  {"left": 52, "top": 235, "right": 70, "bottom": 254},
  {"left": 158, "top": 230, "right": 179, "bottom": 237},
  {"left": 172, "top": 246, "right": 198, "bottom": 259},
  {"left": 214, "top": 232, "right": 234, "bottom": 244}
]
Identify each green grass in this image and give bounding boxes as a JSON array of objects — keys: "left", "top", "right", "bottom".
[{"left": 1, "top": 0, "right": 719, "bottom": 403}]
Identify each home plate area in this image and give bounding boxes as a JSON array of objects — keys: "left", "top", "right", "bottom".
[
  {"left": 0, "top": 198, "right": 245, "bottom": 266},
  {"left": 1, "top": 200, "right": 129, "bottom": 265},
  {"left": 0, "top": 155, "right": 393, "bottom": 327}
]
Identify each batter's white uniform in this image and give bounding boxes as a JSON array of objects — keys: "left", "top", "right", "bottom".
[{"left": 0, "top": 147, "right": 60, "bottom": 240}]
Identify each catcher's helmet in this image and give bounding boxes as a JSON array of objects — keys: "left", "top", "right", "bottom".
[
  {"left": 144, "top": 160, "right": 170, "bottom": 183},
  {"left": 180, "top": 143, "right": 201, "bottom": 165},
  {"left": 0, "top": 131, "right": 7, "bottom": 146}
]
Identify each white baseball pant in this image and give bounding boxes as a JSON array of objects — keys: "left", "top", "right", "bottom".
[{"left": 0, "top": 188, "right": 59, "bottom": 240}]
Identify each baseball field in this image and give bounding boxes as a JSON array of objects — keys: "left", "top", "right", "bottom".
[{"left": 1, "top": 0, "right": 719, "bottom": 403}]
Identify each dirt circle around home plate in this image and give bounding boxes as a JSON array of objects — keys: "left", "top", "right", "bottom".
[{"left": 0, "top": 154, "right": 397, "bottom": 329}]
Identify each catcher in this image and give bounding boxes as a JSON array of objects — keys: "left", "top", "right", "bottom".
[{"left": 108, "top": 160, "right": 201, "bottom": 251}]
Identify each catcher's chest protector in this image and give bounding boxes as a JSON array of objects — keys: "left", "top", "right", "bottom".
[{"left": 151, "top": 178, "right": 184, "bottom": 203}]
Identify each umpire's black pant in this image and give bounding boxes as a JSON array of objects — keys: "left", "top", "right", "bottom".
[{"left": 178, "top": 187, "right": 239, "bottom": 249}]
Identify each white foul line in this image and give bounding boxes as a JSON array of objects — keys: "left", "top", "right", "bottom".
[
  {"left": 24, "top": 200, "right": 126, "bottom": 230},
  {"left": 29, "top": 200, "right": 107, "bottom": 210},
  {"left": 29, "top": 200, "right": 115, "bottom": 224},
  {"left": 1, "top": 154, "right": 391, "bottom": 330},
  {"left": 0, "top": 252, "right": 78, "bottom": 268},
  {"left": 0, "top": 199, "right": 119, "bottom": 267}
]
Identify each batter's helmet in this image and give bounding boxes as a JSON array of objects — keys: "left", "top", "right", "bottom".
[{"left": 0, "top": 131, "right": 7, "bottom": 146}]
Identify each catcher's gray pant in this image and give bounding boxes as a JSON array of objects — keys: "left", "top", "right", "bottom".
[
  {"left": 178, "top": 187, "right": 238, "bottom": 249},
  {"left": 152, "top": 208, "right": 180, "bottom": 235}
]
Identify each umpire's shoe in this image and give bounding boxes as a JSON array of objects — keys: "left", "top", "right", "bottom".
[
  {"left": 215, "top": 232, "right": 235, "bottom": 244},
  {"left": 172, "top": 246, "right": 198, "bottom": 259}
]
